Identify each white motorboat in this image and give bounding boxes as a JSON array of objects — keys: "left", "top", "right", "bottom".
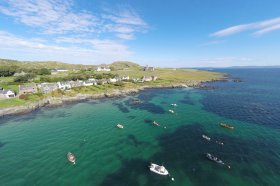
[
  {"left": 153, "top": 121, "right": 160, "bottom": 126},
  {"left": 168, "top": 109, "right": 174, "bottom": 114},
  {"left": 116, "top": 124, "right": 124, "bottom": 129},
  {"left": 149, "top": 163, "right": 169, "bottom": 176},
  {"left": 171, "top": 103, "right": 177, "bottom": 107},
  {"left": 202, "top": 134, "right": 211, "bottom": 141},
  {"left": 67, "top": 152, "right": 76, "bottom": 164}
]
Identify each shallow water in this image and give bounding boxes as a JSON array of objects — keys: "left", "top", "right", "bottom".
[{"left": 0, "top": 68, "right": 280, "bottom": 186}]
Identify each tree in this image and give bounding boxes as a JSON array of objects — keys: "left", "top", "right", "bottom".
[
  {"left": 38, "top": 68, "right": 51, "bottom": 75},
  {"left": 14, "top": 73, "right": 36, "bottom": 83},
  {"left": 0, "top": 66, "right": 18, "bottom": 77}
]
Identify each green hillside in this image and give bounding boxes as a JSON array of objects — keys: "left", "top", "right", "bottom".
[
  {"left": 110, "top": 61, "right": 140, "bottom": 70},
  {"left": 0, "top": 58, "right": 95, "bottom": 70}
]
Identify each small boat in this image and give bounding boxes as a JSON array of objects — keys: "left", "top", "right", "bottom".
[
  {"left": 168, "top": 109, "right": 174, "bottom": 113},
  {"left": 171, "top": 103, "right": 177, "bottom": 107},
  {"left": 116, "top": 124, "right": 124, "bottom": 129},
  {"left": 206, "top": 153, "right": 224, "bottom": 165},
  {"left": 67, "top": 152, "right": 76, "bottom": 164},
  {"left": 220, "top": 123, "right": 234, "bottom": 129},
  {"left": 202, "top": 134, "right": 211, "bottom": 141},
  {"left": 153, "top": 121, "right": 160, "bottom": 126},
  {"left": 216, "top": 140, "right": 224, "bottom": 145},
  {"left": 149, "top": 163, "right": 169, "bottom": 175}
]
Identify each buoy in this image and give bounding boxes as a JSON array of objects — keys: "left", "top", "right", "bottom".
[{"left": 171, "top": 177, "right": 175, "bottom": 181}]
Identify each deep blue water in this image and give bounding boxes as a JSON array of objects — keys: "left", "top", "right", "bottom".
[{"left": 200, "top": 68, "right": 280, "bottom": 129}]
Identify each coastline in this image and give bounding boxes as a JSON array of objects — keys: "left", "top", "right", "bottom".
[{"left": 0, "top": 82, "right": 204, "bottom": 118}]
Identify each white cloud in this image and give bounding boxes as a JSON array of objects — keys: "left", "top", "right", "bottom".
[
  {"left": 253, "top": 23, "right": 280, "bottom": 36},
  {"left": 0, "top": 31, "right": 133, "bottom": 64},
  {"left": 102, "top": 5, "right": 148, "bottom": 39},
  {"left": 212, "top": 17, "right": 280, "bottom": 37},
  {"left": 0, "top": 0, "right": 148, "bottom": 39},
  {"left": 0, "top": 0, "right": 98, "bottom": 34}
]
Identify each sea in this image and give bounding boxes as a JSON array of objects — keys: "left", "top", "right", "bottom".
[{"left": 0, "top": 68, "right": 280, "bottom": 186}]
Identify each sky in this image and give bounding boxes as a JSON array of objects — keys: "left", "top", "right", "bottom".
[{"left": 0, "top": 0, "right": 280, "bottom": 67}]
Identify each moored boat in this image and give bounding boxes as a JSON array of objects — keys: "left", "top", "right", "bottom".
[
  {"left": 67, "top": 152, "right": 76, "bottom": 164},
  {"left": 206, "top": 153, "right": 224, "bottom": 165},
  {"left": 171, "top": 103, "right": 177, "bottom": 107},
  {"left": 116, "top": 124, "right": 124, "bottom": 129},
  {"left": 153, "top": 121, "right": 160, "bottom": 126},
  {"left": 168, "top": 109, "right": 174, "bottom": 113},
  {"left": 220, "top": 123, "right": 234, "bottom": 129},
  {"left": 202, "top": 134, "right": 211, "bottom": 141},
  {"left": 149, "top": 163, "right": 169, "bottom": 175},
  {"left": 206, "top": 153, "right": 231, "bottom": 168},
  {"left": 216, "top": 140, "right": 224, "bottom": 145}
]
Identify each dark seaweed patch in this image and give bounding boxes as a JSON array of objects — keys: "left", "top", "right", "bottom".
[
  {"left": 113, "top": 102, "right": 130, "bottom": 113},
  {"left": 180, "top": 94, "right": 194, "bottom": 105}
]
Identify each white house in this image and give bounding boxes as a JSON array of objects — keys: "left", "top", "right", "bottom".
[
  {"left": 39, "top": 83, "right": 58, "bottom": 93},
  {"left": 142, "top": 76, "right": 153, "bottom": 82},
  {"left": 108, "top": 78, "right": 117, "bottom": 83},
  {"left": 51, "top": 68, "right": 69, "bottom": 75},
  {"left": 96, "top": 67, "right": 111, "bottom": 72},
  {"left": 57, "top": 82, "right": 71, "bottom": 90},
  {"left": 87, "top": 79, "right": 97, "bottom": 85},
  {"left": 70, "top": 80, "right": 83, "bottom": 87},
  {"left": 121, "top": 76, "right": 130, "bottom": 80},
  {"left": 0, "top": 90, "right": 16, "bottom": 98},
  {"left": 83, "top": 79, "right": 97, "bottom": 86},
  {"left": 143, "top": 66, "right": 155, "bottom": 71}
]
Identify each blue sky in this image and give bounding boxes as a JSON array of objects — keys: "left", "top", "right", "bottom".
[{"left": 0, "top": 0, "right": 280, "bottom": 67}]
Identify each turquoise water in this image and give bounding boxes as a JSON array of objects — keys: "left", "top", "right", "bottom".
[{"left": 0, "top": 69, "right": 280, "bottom": 186}]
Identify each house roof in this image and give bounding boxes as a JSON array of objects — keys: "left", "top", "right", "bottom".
[
  {"left": 19, "top": 84, "right": 37, "bottom": 91},
  {"left": 0, "top": 89, "right": 14, "bottom": 94}
]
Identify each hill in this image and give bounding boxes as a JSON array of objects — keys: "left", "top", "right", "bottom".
[
  {"left": 0, "top": 58, "right": 95, "bottom": 70},
  {"left": 110, "top": 61, "right": 140, "bottom": 70}
]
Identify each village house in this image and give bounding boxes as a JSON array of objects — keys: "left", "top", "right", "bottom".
[
  {"left": 133, "top": 78, "right": 144, "bottom": 83},
  {"left": 0, "top": 89, "right": 16, "bottom": 98},
  {"left": 87, "top": 78, "right": 98, "bottom": 85},
  {"left": 142, "top": 76, "right": 158, "bottom": 82},
  {"left": 70, "top": 80, "right": 83, "bottom": 88},
  {"left": 108, "top": 78, "right": 118, "bottom": 83},
  {"left": 19, "top": 84, "right": 37, "bottom": 95},
  {"left": 97, "top": 79, "right": 107, "bottom": 85},
  {"left": 121, "top": 76, "right": 130, "bottom": 81},
  {"left": 83, "top": 79, "right": 97, "bottom": 86},
  {"left": 57, "top": 82, "right": 71, "bottom": 90},
  {"left": 142, "top": 76, "right": 153, "bottom": 82},
  {"left": 51, "top": 68, "right": 69, "bottom": 75},
  {"left": 152, "top": 76, "right": 158, "bottom": 81},
  {"left": 38, "top": 83, "right": 58, "bottom": 93},
  {"left": 96, "top": 66, "right": 111, "bottom": 72},
  {"left": 142, "top": 66, "right": 155, "bottom": 71}
]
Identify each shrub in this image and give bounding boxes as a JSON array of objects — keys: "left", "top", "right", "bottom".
[
  {"left": 14, "top": 73, "right": 36, "bottom": 83},
  {"left": 19, "top": 94, "right": 28, "bottom": 100}
]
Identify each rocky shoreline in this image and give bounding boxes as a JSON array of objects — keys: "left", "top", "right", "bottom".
[{"left": 0, "top": 82, "right": 205, "bottom": 118}]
